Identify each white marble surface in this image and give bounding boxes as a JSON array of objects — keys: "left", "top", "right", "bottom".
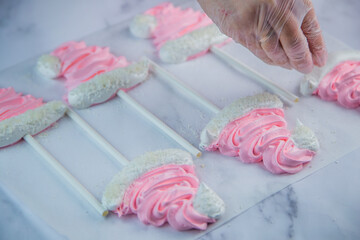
[
  {"left": 200, "top": 149, "right": 360, "bottom": 240},
  {"left": 0, "top": 0, "right": 360, "bottom": 239}
]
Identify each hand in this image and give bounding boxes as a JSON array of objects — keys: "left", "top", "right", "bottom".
[{"left": 198, "top": 0, "right": 328, "bottom": 73}]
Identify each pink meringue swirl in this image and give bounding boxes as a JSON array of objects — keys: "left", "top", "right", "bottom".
[
  {"left": 51, "top": 41, "right": 129, "bottom": 90},
  {"left": 207, "top": 108, "right": 316, "bottom": 174},
  {"left": 315, "top": 60, "right": 360, "bottom": 108},
  {"left": 144, "top": 2, "right": 229, "bottom": 59},
  {"left": 116, "top": 164, "right": 214, "bottom": 231},
  {"left": 145, "top": 3, "right": 213, "bottom": 50},
  {"left": 0, "top": 87, "right": 43, "bottom": 121}
]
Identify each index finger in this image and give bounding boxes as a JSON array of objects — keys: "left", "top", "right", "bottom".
[
  {"left": 279, "top": 15, "right": 314, "bottom": 74},
  {"left": 301, "top": 8, "right": 327, "bottom": 67}
]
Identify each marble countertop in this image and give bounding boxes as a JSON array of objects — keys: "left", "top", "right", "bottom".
[{"left": 1, "top": 0, "right": 360, "bottom": 239}]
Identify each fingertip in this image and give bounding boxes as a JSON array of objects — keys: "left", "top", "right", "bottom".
[
  {"left": 296, "top": 62, "right": 313, "bottom": 74},
  {"left": 282, "top": 62, "right": 292, "bottom": 70}
]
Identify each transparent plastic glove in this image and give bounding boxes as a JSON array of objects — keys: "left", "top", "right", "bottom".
[{"left": 198, "top": 0, "right": 327, "bottom": 73}]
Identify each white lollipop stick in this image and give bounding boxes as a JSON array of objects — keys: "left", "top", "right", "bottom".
[
  {"left": 146, "top": 58, "right": 221, "bottom": 114},
  {"left": 23, "top": 134, "right": 108, "bottom": 217},
  {"left": 210, "top": 46, "right": 299, "bottom": 105},
  {"left": 66, "top": 108, "right": 129, "bottom": 166},
  {"left": 116, "top": 90, "right": 202, "bottom": 158}
]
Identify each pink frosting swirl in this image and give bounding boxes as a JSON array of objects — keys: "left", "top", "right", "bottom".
[
  {"left": 0, "top": 87, "right": 43, "bottom": 121},
  {"left": 315, "top": 60, "right": 360, "bottom": 108},
  {"left": 116, "top": 164, "right": 214, "bottom": 231},
  {"left": 144, "top": 2, "right": 213, "bottom": 50},
  {"left": 207, "top": 108, "right": 316, "bottom": 174},
  {"left": 51, "top": 41, "right": 129, "bottom": 90}
]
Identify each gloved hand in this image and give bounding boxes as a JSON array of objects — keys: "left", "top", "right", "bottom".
[{"left": 198, "top": 0, "right": 327, "bottom": 73}]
